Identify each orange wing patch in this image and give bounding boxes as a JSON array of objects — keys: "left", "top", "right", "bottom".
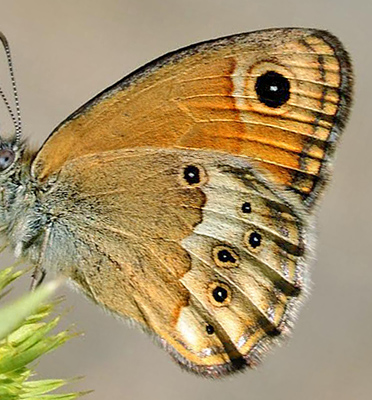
[{"left": 32, "top": 28, "right": 352, "bottom": 206}]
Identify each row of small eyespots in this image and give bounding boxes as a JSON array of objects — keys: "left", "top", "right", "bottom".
[
  {"left": 204, "top": 283, "right": 231, "bottom": 335},
  {"left": 181, "top": 165, "right": 264, "bottom": 335},
  {"left": 213, "top": 201, "right": 263, "bottom": 267},
  {"left": 241, "top": 202, "right": 263, "bottom": 248},
  {"left": 182, "top": 165, "right": 262, "bottom": 250},
  {"left": 205, "top": 201, "right": 263, "bottom": 336}
]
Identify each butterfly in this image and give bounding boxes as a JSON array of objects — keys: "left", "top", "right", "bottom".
[{"left": 0, "top": 28, "right": 353, "bottom": 377}]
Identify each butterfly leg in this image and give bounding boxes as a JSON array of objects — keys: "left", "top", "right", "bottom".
[
  {"left": 29, "top": 227, "right": 51, "bottom": 291},
  {"left": 30, "top": 267, "right": 46, "bottom": 291}
]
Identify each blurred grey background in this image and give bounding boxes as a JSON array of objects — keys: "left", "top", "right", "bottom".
[{"left": 0, "top": 1, "right": 370, "bottom": 399}]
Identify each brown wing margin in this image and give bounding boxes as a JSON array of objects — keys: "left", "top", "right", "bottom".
[{"left": 294, "top": 30, "right": 353, "bottom": 207}]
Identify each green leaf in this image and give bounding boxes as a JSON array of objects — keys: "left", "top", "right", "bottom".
[
  {"left": 0, "top": 265, "right": 88, "bottom": 399},
  {"left": 0, "top": 280, "right": 60, "bottom": 340}
]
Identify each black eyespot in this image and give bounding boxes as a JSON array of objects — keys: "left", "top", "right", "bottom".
[
  {"left": 241, "top": 202, "right": 251, "bottom": 214},
  {"left": 0, "top": 149, "right": 15, "bottom": 171},
  {"left": 208, "top": 282, "right": 231, "bottom": 306},
  {"left": 255, "top": 71, "right": 290, "bottom": 108},
  {"left": 183, "top": 165, "right": 200, "bottom": 185},
  {"left": 249, "top": 232, "right": 262, "bottom": 249},
  {"left": 213, "top": 246, "right": 239, "bottom": 268},
  {"left": 206, "top": 324, "right": 215, "bottom": 335},
  {"left": 217, "top": 249, "right": 236, "bottom": 264},
  {"left": 212, "top": 286, "right": 228, "bottom": 303}
]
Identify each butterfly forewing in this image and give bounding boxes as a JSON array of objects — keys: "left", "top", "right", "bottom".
[{"left": 32, "top": 28, "right": 352, "bottom": 207}]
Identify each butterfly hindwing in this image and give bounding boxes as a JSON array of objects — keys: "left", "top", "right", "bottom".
[
  {"left": 43, "top": 148, "right": 309, "bottom": 376},
  {"left": 177, "top": 151, "right": 308, "bottom": 375}
]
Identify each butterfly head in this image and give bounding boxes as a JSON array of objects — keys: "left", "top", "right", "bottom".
[
  {"left": 0, "top": 135, "right": 28, "bottom": 208},
  {"left": 0, "top": 136, "right": 21, "bottom": 176},
  {"left": 0, "top": 134, "right": 38, "bottom": 260}
]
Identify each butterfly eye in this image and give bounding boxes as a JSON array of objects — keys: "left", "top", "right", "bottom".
[
  {"left": 0, "top": 149, "right": 15, "bottom": 171},
  {"left": 255, "top": 71, "right": 290, "bottom": 108},
  {"left": 213, "top": 246, "right": 239, "bottom": 268},
  {"left": 208, "top": 282, "right": 232, "bottom": 307}
]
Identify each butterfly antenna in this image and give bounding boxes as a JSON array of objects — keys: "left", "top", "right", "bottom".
[{"left": 0, "top": 32, "right": 22, "bottom": 144}]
